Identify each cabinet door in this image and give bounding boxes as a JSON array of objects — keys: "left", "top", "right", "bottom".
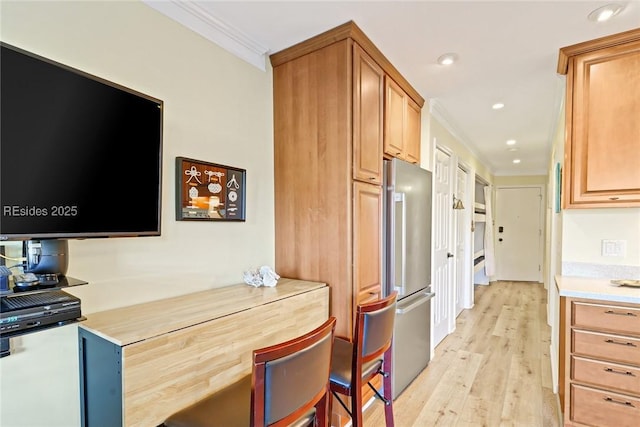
[
  {"left": 353, "top": 44, "right": 384, "bottom": 185},
  {"left": 565, "top": 40, "right": 640, "bottom": 208},
  {"left": 353, "top": 181, "right": 382, "bottom": 305},
  {"left": 384, "top": 77, "right": 422, "bottom": 164},
  {"left": 405, "top": 97, "right": 421, "bottom": 164},
  {"left": 384, "top": 76, "right": 406, "bottom": 160}
]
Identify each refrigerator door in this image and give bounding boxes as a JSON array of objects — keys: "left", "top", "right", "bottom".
[
  {"left": 384, "top": 158, "right": 432, "bottom": 298},
  {"left": 391, "top": 288, "right": 435, "bottom": 399}
]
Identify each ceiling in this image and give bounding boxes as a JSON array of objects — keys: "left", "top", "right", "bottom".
[{"left": 144, "top": 1, "right": 640, "bottom": 176}]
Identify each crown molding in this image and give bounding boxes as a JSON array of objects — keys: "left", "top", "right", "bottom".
[{"left": 142, "top": 0, "right": 269, "bottom": 71}]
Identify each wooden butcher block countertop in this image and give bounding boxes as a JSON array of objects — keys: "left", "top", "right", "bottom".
[{"left": 79, "top": 278, "right": 327, "bottom": 346}]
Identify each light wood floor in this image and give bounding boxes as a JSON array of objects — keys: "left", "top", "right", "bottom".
[{"left": 363, "top": 281, "right": 561, "bottom": 427}]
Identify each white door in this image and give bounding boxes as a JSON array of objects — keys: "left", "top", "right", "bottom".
[
  {"left": 454, "top": 167, "right": 468, "bottom": 316},
  {"left": 495, "top": 186, "right": 543, "bottom": 281},
  {"left": 433, "top": 147, "right": 454, "bottom": 347}
]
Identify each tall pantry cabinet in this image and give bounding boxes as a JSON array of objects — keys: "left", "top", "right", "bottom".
[{"left": 270, "top": 20, "right": 424, "bottom": 340}]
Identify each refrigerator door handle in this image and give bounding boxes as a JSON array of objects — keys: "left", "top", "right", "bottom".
[
  {"left": 393, "top": 191, "right": 407, "bottom": 295},
  {"left": 396, "top": 291, "right": 435, "bottom": 315}
]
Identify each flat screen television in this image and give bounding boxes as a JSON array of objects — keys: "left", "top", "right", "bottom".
[{"left": 0, "top": 42, "right": 163, "bottom": 244}]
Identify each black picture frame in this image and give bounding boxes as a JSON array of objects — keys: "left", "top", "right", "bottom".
[{"left": 175, "top": 157, "right": 246, "bottom": 221}]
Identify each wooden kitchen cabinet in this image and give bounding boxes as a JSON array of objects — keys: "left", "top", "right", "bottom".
[
  {"left": 353, "top": 44, "right": 384, "bottom": 185},
  {"left": 384, "top": 76, "right": 421, "bottom": 164},
  {"left": 270, "top": 20, "right": 423, "bottom": 339},
  {"left": 558, "top": 28, "right": 640, "bottom": 208},
  {"left": 405, "top": 96, "right": 422, "bottom": 163},
  {"left": 559, "top": 297, "right": 640, "bottom": 426},
  {"left": 353, "top": 181, "right": 383, "bottom": 304}
]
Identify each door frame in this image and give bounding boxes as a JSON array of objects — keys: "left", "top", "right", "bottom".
[{"left": 494, "top": 185, "right": 545, "bottom": 283}]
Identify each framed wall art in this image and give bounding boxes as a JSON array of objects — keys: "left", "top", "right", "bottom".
[{"left": 176, "top": 157, "right": 246, "bottom": 221}]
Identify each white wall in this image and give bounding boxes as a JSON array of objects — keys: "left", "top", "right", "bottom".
[
  {"left": 546, "top": 101, "right": 565, "bottom": 395},
  {"left": 0, "top": 1, "right": 275, "bottom": 426},
  {"left": 562, "top": 209, "right": 640, "bottom": 267}
]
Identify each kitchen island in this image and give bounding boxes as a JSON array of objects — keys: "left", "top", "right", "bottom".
[
  {"left": 556, "top": 275, "right": 639, "bottom": 426},
  {"left": 78, "top": 278, "right": 329, "bottom": 427}
]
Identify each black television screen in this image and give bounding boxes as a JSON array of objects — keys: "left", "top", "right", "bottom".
[{"left": 0, "top": 43, "right": 163, "bottom": 241}]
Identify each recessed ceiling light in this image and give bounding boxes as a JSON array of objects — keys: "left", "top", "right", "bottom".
[
  {"left": 508, "top": 147, "right": 518, "bottom": 152},
  {"left": 588, "top": 3, "right": 624, "bottom": 22},
  {"left": 437, "top": 53, "right": 459, "bottom": 66},
  {"left": 513, "top": 159, "right": 521, "bottom": 164},
  {"left": 506, "top": 139, "right": 516, "bottom": 145},
  {"left": 492, "top": 103, "right": 505, "bottom": 110}
]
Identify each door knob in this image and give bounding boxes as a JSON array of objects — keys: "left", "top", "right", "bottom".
[{"left": 447, "top": 253, "right": 454, "bottom": 258}]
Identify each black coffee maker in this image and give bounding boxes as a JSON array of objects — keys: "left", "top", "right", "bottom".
[{"left": 24, "top": 239, "right": 69, "bottom": 275}]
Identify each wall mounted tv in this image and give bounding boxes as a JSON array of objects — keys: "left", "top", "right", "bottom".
[{"left": 0, "top": 42, "right": 163, "bottom": 241}]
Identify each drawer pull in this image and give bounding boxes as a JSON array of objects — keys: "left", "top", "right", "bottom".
[
  {"left": 604, "top": 367, "right": 636, "bottom": 377},
  {"left": 605, "top": 309, "right": 638, "bottom": 317},
  {"left": 603, "top": 396, "right": 635, "bottom": 408},
  {"left": 604, "top": 339, "right": 637, "bottom": 347}
]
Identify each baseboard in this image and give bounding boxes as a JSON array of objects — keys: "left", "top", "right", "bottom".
[{"left": 555, "top": 391, "right": 563, "bottom": 426}]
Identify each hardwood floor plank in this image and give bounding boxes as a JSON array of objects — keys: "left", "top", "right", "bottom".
[
  {"left": 361, "top": 281, "right": 560, "bottom": 427},
  {"left": 500, "top": 356, "right": 542, "bottom": 426},
  {"left": 461, "top": 335, "right": 511, "bottom": 426},
  {"left": 414, "top": 350, "right": 483, "bottom": 426}
]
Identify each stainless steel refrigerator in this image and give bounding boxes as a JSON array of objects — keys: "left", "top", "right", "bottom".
[{"left": 383, "top": 158, "right": 434, "bottom": 400}]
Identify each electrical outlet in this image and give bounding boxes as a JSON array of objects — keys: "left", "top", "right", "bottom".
[{"left": 601, "top": 240, "right": 626, "bottom": 257}]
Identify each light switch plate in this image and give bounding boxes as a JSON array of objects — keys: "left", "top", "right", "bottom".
[{"left": 601, "top": 240, "right": 626, "bottom": 257}]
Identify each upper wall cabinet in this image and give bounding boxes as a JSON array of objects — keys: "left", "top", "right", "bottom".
[
  {"left": 558, "top": 28, "right": 640, "bottom": 208},
  {"left": 384, "top": 76, "right": 421, "bottom": 164}
]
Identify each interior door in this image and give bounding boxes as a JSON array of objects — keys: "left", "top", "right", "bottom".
[
  {"left": 432, "top": 147, "right": 454, "bottom": 347},
  {"left": 454, "top": 166, "right": 468, "bottom": 316},
  {"left": 495, "top": 186, "right": 543, "bottom": 281}
]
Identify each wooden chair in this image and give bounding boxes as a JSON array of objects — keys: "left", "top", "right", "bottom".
[
  {"left": 163, "top": 316, "right": 336, "bottom": 427},
  {"left": 329, "top": 292, "right": 397, "bottom": 427}
]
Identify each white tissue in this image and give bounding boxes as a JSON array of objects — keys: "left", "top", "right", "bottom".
[{"left": 243, "top": 266, "right": 280, "bottom": 287}]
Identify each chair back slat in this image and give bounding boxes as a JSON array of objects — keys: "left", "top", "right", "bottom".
[
  {"left": 264, "top": 330, "right": 333, "bottom": 424},
  {"left": 252, "top": 316, "right": 336, "bottom": 427},
  {"left": 361, "top": 302, "right": 396, "bottom": 358}
]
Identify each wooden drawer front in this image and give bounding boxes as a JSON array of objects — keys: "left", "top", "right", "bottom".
[
  {"left": 573, "top": 329, "right": 640, "bottom": 365},
  {"left": 573, "top": 302, "right": 640, "bottom": 336},
  {"left": 358, "top": 285, "right": 381, "bottom": 305},
  {"left": 572, "top": 356, "right": 640, "bottom": 395},
  {"left": 571, "top": 384, "right": 640, "bottom": 427}
]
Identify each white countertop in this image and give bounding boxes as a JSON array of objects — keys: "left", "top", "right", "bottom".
[{"left": 555, "top": 275, "right": 640, "bottom": 304}]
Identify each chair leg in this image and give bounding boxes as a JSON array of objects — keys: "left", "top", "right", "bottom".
[
  {"left": 383, "top": 352, "right": 394, "bottom": 427},
  {"left": 316, "top": 392, "right": 328, "bottom": 427},
  {"left": 350, "top": 387, "right": 364, "bottom": 427},
  {"left": 327, "top": 390, "right": 332, "bottom": 426}
]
